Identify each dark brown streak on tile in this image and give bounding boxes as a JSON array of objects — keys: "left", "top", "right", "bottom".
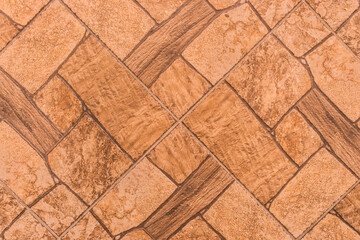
[
  {"left": 89, "top": 210, "right": 115, "bottom": 239},
  {"left": 146, "top": 155, "right": 180, "bottom": 187},
  {"left": 332, "top": 209, "right": 360, "bottom": 236},
  {"left": 199, "top": 215, "right": 227, "bottom": 240},
  {"left": 0, "top": 209, "right": 26, "bottom": 238},
  {"left": 131, "top": 0, "right": 159, "bottom": 24},
  {"left": 124, "top": 0, "right": 217, "bottom": 86},
  {"left": 143, "top": 157, "right": 233, "bottom": 239}
]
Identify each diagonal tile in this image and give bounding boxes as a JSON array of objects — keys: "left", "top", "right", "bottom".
[
  {"left": 0, "top": 13, "right": 18, "bottom": 50},
  {"left": 0, "top": 184, "right": 23, "bottom": 232},
  {"left": 136, "top": 0, "right": 186, "bottom": 23},
  {"left": 170, "top": 216, "right": 220, "bottom": 239},
  {"left": 121, "top": 229, "right": 152, "bottom": 240},
  {"left": 338, "top": 11, "right": 360, "bottom": 58},
  {"left": 208, "top": 0, "right": 238, "bottom": 9}
]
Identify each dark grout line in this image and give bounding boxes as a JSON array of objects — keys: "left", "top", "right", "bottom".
[
  {"left": 131, "top": 0, "right": 158, "bottom": 25},
  {"left": 199, "top": 215, "right": 227, "bottom": 240},
  {"left": 333, "top": 209, "right": 360, "bottom": 236},
  {"left": 301, "top": 33, "right": 333, "bottom": 57},
  {"left": 0, "top": 10, "right": 21, "bottom": 29},
  {"left": 335, "top": 7, "right": 359, "bottom": 33},
  {"left": 89, "top": 210, "right": 115, "bottom": 239},
  {"left": 146, "top": 156, "right": 180, "bottom": 187},
  {"left": 180, "top": 55, "right": 213, "bottom": 87},
  {"left": 0, "top": 209, "right": 26, "bottom": 238},
  {"left": 247, "top": 0, "right": 271, "bottom": 31}
]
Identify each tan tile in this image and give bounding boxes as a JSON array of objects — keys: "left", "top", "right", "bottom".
[
  {"left": 0, "top": 122, "right": 54, "bottom": 204},
  {"left": 48, "top": 115, "right": 132, "bottom": 204},
  {"left": 339, "top": 11, "right": 360, "bottom": 57},
  {"left": 32, "top": 185, "right": 86, "bottom": 235},
  {"left": 270, "top": 148, "right": 357, "bottom": 237},
  {"left": 93, "top": 159, "right": 176, "bottom": 235},
  {"left": 227, "top": 36, "right": 311, "bottom": 127},
  {"left": 34, "top": 76, "right": 82, "bottom": 133},
  {"left": 151, "top": 58, "right": 211, "bottom": 117},
  {"left": 275, "top": 3, "right": 330, "bottom": 56},
  {"left": 184, "top": 83, "right": 297, "bottom": 203},
  {"left": 63, "top": 0, "right": 154, "bottom": 59},
  {"left": 0, "top": 185, "right": 23, "bottom": 232},
  {"left": 182, "top": 4, "right": 267, "bottom": 84},
  {"left": 0, "top": 1, "right": 85, "bottom": 93},
  {"left": 62, "top": 214, "right": 111, "bottom": 240},
  {"left": 4, "top": 211, "right": 55, "bottom": 240},
  {"left": 137, "top": 0, "right": 186, "bottom": 23},
  {"left": 306, "top": 36, "right": 360, "bottom": 121},
  {"left": 0, "top": 13, "right": 18, "bottom": 50},
  {"left": 0, "top": 0, "right": 49, "bottom": 25},
  {"left": 148, "top": 125, "right": 208, "bottom": 184},
  {"left": 208, "top": 0, "right": 238, "bottom": 9},
  {"left": 204, "top": 183, "right": 292, "bottom": 239},
  {"left": 170, "top": 216, "right": 220, "bottom": 240},
  {"left": 335, "top": 184, "right": 360, "bottom": 232},
  {"left": 307, "top": 0, "right": 358, "bottom": 29},
  {"left": 250, "top": 0, "right": 299, "bottom": 28},
  {"left": 275, "top": 110, "right": 323, "bottom": 166},
  {"left": 59, "top": 36, "right": 174, "bottom": 159},
  {"left": 122, "top": 229, "right": 152, "bottom": 240},
  {"left": 303, "top": 214, "right": 360, "bottom": 240}
]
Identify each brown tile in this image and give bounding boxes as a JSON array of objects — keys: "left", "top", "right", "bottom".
[
  {"left": 270, "top": 148, "right": 357, "bottom": 237},
  {"left": 0, "top": 13, "right": 18, "bottom": 50},
  {"left": 335, "top": 184, "right": 360, "bottom": 232},
  {"left": 63, "top": 0, "right": 154, "bottom": 59},
  {"left": 307, "top": 0, "right": 358, "bottom": 29},
  {"left": 303, "top": 214, "right": 360, "bottom": 240},
  {"left": 4, "top": 211, "right": 55, "bottom": 240},
  {"left": 0, "top": 0, "right": 48, "bottom": 25},
  {"left": 32, "top": 185, "right": 86, "bottom": 235},
  {"left": 208, "top": 0, "right": 238, "bottom": 9},
  {"left": 170, "top": 216, "right": 220, "bottom": 240},
  {"left": 204, "top": 182, "right": 292, "bottom": 239},
  {"left": 0, "top": 184, "right": 23, "bottom": 232},
  {"left": 0, "top": 122, "right": 54, "bottom": 204},
  {"left": 151, "top": 58, "right": 211, "bottom": 117},
  {"left": 137, "top": 0, "right": 186, "bottom": 23},
  {"left": 339, "top": 11, "right": 360, "bottom": 57},
  {"left": 184, "top": 83, "right": 297, "bottom": 203},
  {"left": 306, "top": 36, "right": 360, "bottom": 121},
  {"left": 275, "top": 3, "right": 330, "bottom": 56},
  {"left": 59, "top": 36, "right": 174, "bottom": 159},
  {"left": 275, "top": 110, "right": 323, "bottom": 166},
  {"left": 0, "top": 0, "right": 85, "bottom": 93},
  {"left": 227, "top": 35, "right": 311, "bottom": 127},
  {"left": 48, "top": 115, "right": 132, "bottom": 204},
  {"left": 34, "top": 76, "right": 82, "bottom": 133},
  {"left": 122, "top": 229, "right": 152, "bottom": 240},
  {"left": 182, "top": 3, "right": 267, "bottom": 84},
  {"left": 250, "top": 0, "right": 299, "bottom": 28},
  {"left": 62, "top": 213, "right": 111, "bottom": 240},
  {"left": 93, "top": 159, "right": 176, "bottom": 235}
]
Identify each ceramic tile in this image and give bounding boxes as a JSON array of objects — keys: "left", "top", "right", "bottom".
[
  {"left": 0, "top": 184, "right": 23, "bottom": 232},
  {"left": 137, "top": 0, "right": 187, "bottom": 23},
  {"left": 338, "top": 11, "right": 360, "bottom": 57},
  {"left": 208, "top": 0, "right": 238, "bottom": 9},
  {"left": 0, "top": 13, "right": 18, "bottom": 50},
  {"left": 121, "top": 229, "right": 152, "bottom": 240}
]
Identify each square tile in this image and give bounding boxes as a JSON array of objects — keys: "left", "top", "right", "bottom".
[
  {"left": 0, "top": 184, "right": 23, "bottom": 232},
  {"left": 137, "top": 0, "right": 186, "bottom": 23},
  {"left": 0, "top": 13, "right": 18, "bottom": 50},
  {"left": 339, "top": 11, "right": 360, "bottom": 57}
]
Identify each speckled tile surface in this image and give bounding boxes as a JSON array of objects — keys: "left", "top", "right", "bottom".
[{"left": 0, "top": 0, "right": 360, "bottom": 239}]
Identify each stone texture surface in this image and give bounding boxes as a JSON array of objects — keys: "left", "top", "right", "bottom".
[
  {"left": 0, "top": 184, "right": 23, "bottom": 232},
  {"left": 122, "top": 229, "right": 153, "bottom": 240},
  {"left": 0, "top": 13, "right": 18, "bottom": 50},
  {"left": 275, "top": 3, "right": 330, "bottom": 56},
  {"left": 183, "top": 3, "right": 267, "bottom": 84},
  {"left": 306, "top": 36, "right": 360, "bottom": 121},
  {"left": 270, "top": 148, "right": 357, "bottom": 237},
  {"left": 59, "top": 36, "right": 174, "bottom": 159},
  {"left": 208, "top": 0, "right": 238, "bottom": 9},
  {"left": 34, "top": 76, "right": 82, "bottom": 133},
  {"left": 227, "top": 35, "right": 311, "bottom": 127},
  {"left": 93, "top": 159, "right": 176, "bottom": 235},
  {"left": 48, "top": 115, "right": 132, "bottom": 204},
  {"left": 148, "top": 125, "right": 208, "bottom": 184},
  {"left": 137, "top": 0, "right": 187, "bottom": 23},
  {"left": 0, "top": 0, "right": 85, "bottom": 93},
  {"left": 151, "top": 58, "right": 211, "bottom": 117},
  {"left": 275, "top": 110, "right": 323, "bottom": 166},
  {"left": 339, "top": 11, "right": 360, "bottom": 58}
]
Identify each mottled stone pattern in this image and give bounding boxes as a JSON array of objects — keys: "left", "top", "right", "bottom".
[
  {"left": 137, "top": 0, "right": 187, "bottom": 23},
  {"left": 208, "top": 0, "right": 239, "bottom": 9},
  {"left": 122, "top": 229, "right": 153, "bottom": 240},
  {"left": 227, "top": 36, "right": 311, "bottom": 127},
  {"left": 0, "top": 13, "right": 18, "bottom": 50},
  {"left": 148, "top": 125, "right": 208, "bottom": 184},
  {"left": 339, "top": 11, "right": 360, "bottom": 57},
  {"left": 48, "top": 115, "right": 132, "bottom": 204},
  {"left": 183, "top": 3, "right": 268, "bottom": 83},
  {"left": 0, "top": 0, "right": 85, "bottom": 93},
  {"left": 34, "top": 76, "right": 82, "bottom": 133},
  {"left": 0, "top": 185, "right": 23, "bottom": 232}
]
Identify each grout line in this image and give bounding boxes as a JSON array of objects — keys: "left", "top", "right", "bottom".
[
  {"left": 89, "top": 210, "right": 115, "bottom": 239},
  {"left": 0, "top": 10, "right": 22, "bottom": 30},
  {"left": 146, "top": 156, "right": 180, "bottom": 187},
  {"left": 0, "top": 209, "right": 26, "bottom": 237},
  {"left": 180, "top": 55, "right": 213, "bottom": 87},
  {"left": 333, "top": 209, "right": 360, "bottom": 236},
  {"left": 199, "top": 215, "right": 227, "bottom": 240},
  {"left": 131, "top": 0, "right": 158, "bottom": 24}
]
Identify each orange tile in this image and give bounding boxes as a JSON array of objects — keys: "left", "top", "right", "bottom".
[
  {"left": 32, "top": 185, "right": 86, "bottom": 235},
  {"left": 307, "top": 0, "right": 358, "bottom": 29},
  {"left": 227, "top": 36, "right": 311, "bottom": 127},
  {"left": 0, "top": 13, "right": 18, "bottom": 50},
  {"left": 63, "top": 0, "right": 154, "bottom": 59},
  {"left": 148, "top": 125, "right": 208, "bottom": 184},
  {"left": 339, "top": 11, "right": 360, "bottom": 57},
  {"left": 275, "top": 3, "right": 330, "bottom": 56},
  {"left": 0, "top": 0, "right": 85, "bottom": 93},
  {"left": 203, "top": 183, "right": 292, "bottom": 239},
  {"left": 137, "top": 0, "right": 186, "bottom": 23},
  {"left": 182, "top": 3, "right": 267, "bottom": 84},
  {"left": 0, "top": 184, "right": 23, "bottom": 232},
  {"left": 185, "top": 83, "right": 297, "bottom": 203},
  {"left": 306, "top": 36, "right": 360, "bottom": 121},
  {"left": 303, "top": 214, "right": 360, "bottom": 240},
  {"left": 0, "top": 122, "right": 54, "bottom": 204},
  {"left": 48, "top": 115, "right": 132, "bottom": 204},
  {"left": 208, "top": 0, "right": 238, "bottom": 9},
  {"left": 122, "top": 229, "right": 152, "bottom": 240},
  {"left": 275, "top": 110, "right": 323, "bottom": 166},
  {"left": 270, "top": 148, "right": 357, "bottom": 237},
  {"left": 59, "top": 36, "right": 174, "bottom": 159},
  {"left": 93, "top": 159, "right": 176, "bottom": 235},
  {"left": 34, "top": 76, "right": 82, "bottom": 133},
  {"left": 151, "top": 58, "right": 211, "bottom": 117}
]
